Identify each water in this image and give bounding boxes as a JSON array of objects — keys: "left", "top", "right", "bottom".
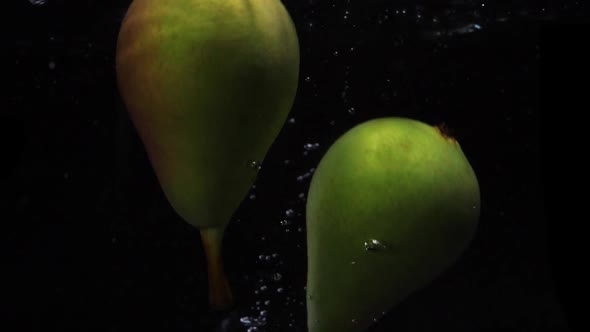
[{"left": 9, "top": 0, "right": 573, "bottom": 331}]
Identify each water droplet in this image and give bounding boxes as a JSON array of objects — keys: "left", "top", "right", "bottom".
[
  {"left": 250, "top": 161, "right": 262, "bottom": 170},
  {"left": 260, "top": 285, "right": 268, "bottom": 291},
  {"left": 272, "top": 253, "right": 278, "bottom": 258},
  {"left": 249, "top": 194, "right": 256, "bottom": 200},
  {"left": 348, "top": 107, "right": 356, "bottom": 114},
  {"left": 260, "top": 310, "right": 268, "bottom": 317},
  {"left": 288, "top": 117, "right": 296, "bottom": 124},
  {"left": 352, "top": 319, "right": 358, "bottom": 324},
  {"left": 280, "top": 219, "right": 291, "bottom": 226},
  {"left": 264, "top": 300, "right": 271, "bottom": 305},
  {"left": 285, "top": 209, "right": 295, "bottom": 217},
  {"left": 305, "top": 76, "right": 311, "bottom": 82},
  {"left": 29, "top": 0, "right": 47, "bottom": 5},
  {"left": 365, "top": 239, "right": 388, "bottom": 251},
  {"left": 277, "top": 287, "right": 284, "bottom": 293},
  {"left": 297, "top": 227, "right": 303, "bottom": 233},
  {"left": 351, "top": 261, "right": 356, "bottom": 265},
  {"left": 272, "top": 273, "right": 282, "bottom": 281},
  {"left": 48, "top": 61, "right": 56, "bottom": 69},
  {"left": 247, "top": 327, "right": 259, "bottom": 332},
  {"left": 258, "top": 255, "right": 265, "bottom": 261}
]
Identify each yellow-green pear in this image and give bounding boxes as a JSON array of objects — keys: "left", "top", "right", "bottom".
[
  {"left": 306, "top": 117, "right": 480, "bottom": 331},
  {"left": 116, "top": 0, "right": 299, "bottom": 310}
]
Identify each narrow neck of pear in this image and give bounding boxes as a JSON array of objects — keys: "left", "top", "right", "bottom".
[{"left": 200, "top": 227, "right": 233, "bottom": 311}]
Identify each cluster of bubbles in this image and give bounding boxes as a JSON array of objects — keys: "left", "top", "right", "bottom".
[{"left": 29, "top": 0, "right": 47, "bottom": 5}]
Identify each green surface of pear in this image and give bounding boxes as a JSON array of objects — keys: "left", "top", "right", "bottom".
[
  {"left": 306, "top": 117, "right": 480, "bottom": 332},
  {"left": 116, "top": 0, "right": 299, "bottom": 310}
]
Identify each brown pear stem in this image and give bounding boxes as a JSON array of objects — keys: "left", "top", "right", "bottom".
[{"left": 200, "top": 227, "right": 233, "bottom": 311}]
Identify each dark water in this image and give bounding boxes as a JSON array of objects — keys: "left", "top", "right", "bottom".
[{"left": 5, "top": 0, "right": 584, "bottom": 331}]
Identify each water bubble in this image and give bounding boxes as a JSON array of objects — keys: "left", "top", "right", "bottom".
[
  {"left": 240, "top": 317, "right": 253, "bottom": 325},
  {"left": 365, "top": 239, "right": 388, "bottom": 251},
  {"left": 304, "top": 143, "right": 320, "bottom": 151},
  {"left": 250, "top": 161, "right": 262, "bottom": 170}
]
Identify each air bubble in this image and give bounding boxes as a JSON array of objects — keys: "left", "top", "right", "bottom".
[
  {"left": 250, "top": 161, "right": 262, "bottom": 170},
  {"left": 365, "top": 239, "right": 388, "bottom": 251}
]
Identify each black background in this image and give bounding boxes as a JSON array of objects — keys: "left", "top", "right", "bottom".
[{"left": 5, "top": 0, "right": 584, "bottom": 331}]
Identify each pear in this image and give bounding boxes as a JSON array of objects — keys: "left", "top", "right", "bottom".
[
  {"left": 306, "top": 117, "right": 480, "bottom": 332},
  {"left": 116, "top": 0, "right": 299, "bottom": 310}
]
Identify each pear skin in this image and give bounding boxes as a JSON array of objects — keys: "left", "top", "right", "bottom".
[
  {"left": 306, "top": 117, "right": 480, "bottom": 332},
  {"left": 116, "top": 0, "right": 299, "bottom": 310}
]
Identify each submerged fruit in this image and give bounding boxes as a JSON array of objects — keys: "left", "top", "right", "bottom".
[
  {"left": 306, "top": 117, "right": 480, "bottom": 332},
  {"left": 116, "top": 0, "right": 299, "bottom": 310}
]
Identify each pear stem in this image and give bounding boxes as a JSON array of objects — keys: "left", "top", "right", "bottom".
[{"left": 200, "top": 227, "right": 233, "bottom": 311}]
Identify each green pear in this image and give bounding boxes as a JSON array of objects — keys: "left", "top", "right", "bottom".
[
  {"left": 116, "top": 0, "right": 299, "bottom": 310},
  {"left": 306, "top": 117, "right": 480, "bottom": 332}
]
